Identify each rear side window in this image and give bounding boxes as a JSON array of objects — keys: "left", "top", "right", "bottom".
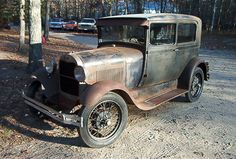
[
  {"left": 150, "top": 23, "right": 176, "bottom": 45},
  {"left": 177, "top": 23, "right": 196, "bottom": 43}
]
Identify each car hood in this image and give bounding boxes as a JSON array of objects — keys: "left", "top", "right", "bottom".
[{"left": 61, "top": 47, "right": 143, "bottom": 87}]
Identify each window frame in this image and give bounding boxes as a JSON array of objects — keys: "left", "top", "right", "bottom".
[
  {"left": 149, "top": 22, "right": 177, "bottom": 46},
  {"left": 176, "top": 22, "right": 198, "bottom": 45}
]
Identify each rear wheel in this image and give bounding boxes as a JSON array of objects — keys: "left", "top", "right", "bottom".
[
  {"left": 79, "top": 92, "right": 128, "bottom": 148},
  {"left": 185, "top": 67, "right": 204, "bottom": 102},
  {"left": 26, "top": 82, "right": 45, "bottom": 118}
]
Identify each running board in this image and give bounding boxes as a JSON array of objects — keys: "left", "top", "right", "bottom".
[{"left": 145, "top": 89, "right": 188, "bottom": 106}]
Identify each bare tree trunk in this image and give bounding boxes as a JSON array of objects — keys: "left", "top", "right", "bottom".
[
  {"left": 101, "top": 0, "right": 105, "bottom": 17},
  {"left": 115, "top": 0, "right": 119, "bottom": 15},
  {"left": 217, "top": 0, "right": 224, "bottom": 31},
  {"left": 160, "top": 0, "right": 163, "bottom": 13},
  {"left": 134, "top": 0, "right": 143, "bottom": 13},
  {"left": 28, "top": 0, "right": 43, "bottom": 73},
  {"left": 65, "top": 0, "right": 68, "bottom": 19},
  {"left": 163, "top": 0, "right": 167, "bottom": 12},
  {"left": 108, "top": 3, "right": 113, "bottom": 16},
  {"left": 211, "top": 0, "right": 218, "bottom": 32},
  {"left": 19, "top": 0, "right": 25, "bottom": 52},
  {"left": 125, "top": 0, "right": 129, "bottom": 14},
  {"left": 44, "top": 0, "right": 50, "bottom": 40}
]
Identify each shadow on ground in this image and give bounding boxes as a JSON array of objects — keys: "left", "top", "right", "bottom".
[{"left": 0, "top": 59, "right": 86, "bottom": 147}]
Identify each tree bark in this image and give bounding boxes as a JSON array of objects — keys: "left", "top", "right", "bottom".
[
  {"left": 44, "top": 0, "right": 50, "bottom": 40},
  {"left": 28, "top": 0, "right": 43, "bottom": 73},
  {"left": 211, "top": 0, "right": 218, "bottom": 32},
  {"left": 134, "top": 0, "right": 143, "bottom": 13},
  {"left": 125, "top": 0, "right": 129, "bottom": 14},
  {"left": 19, "top": 0, "right": 25, "bottom": 52},
  {"left": 217, "top": 0, "right": 224, "bottom": 31},
  {"left": 115, "top": 0, "right": 119, "bottom": 15}
]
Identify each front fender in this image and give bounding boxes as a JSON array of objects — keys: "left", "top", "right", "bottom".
[
  {"left": 178, "top": 57, "right": 209, "bottom": 90},
  {"left": 30, "top": 68, "right": 59, "bottom": 97},
  {"left": 80, "top": 81, "right": 133, "bottom": 108}
]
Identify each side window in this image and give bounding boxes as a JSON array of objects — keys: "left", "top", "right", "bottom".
[
  {"left": 150, "top": 23, "right": 176, "bottom": 45},
  {"left": 177, "top": 23, "right": 196, "bottom": 43}
]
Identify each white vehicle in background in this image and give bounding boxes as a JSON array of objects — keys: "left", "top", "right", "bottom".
[
  {"left": 77, "top": 18, "right": 97, "bottom": 33},
  {"left": 49, "top": 18, "right": 65, "bottom": 29}
]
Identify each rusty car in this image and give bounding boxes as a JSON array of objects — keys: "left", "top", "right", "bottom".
[{"left": 23, "top": 14, "right": 209, "bottom": 148}]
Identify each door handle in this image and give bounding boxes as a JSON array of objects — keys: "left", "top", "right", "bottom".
[{"left": 174, "top": 49, "right": 180, "bottom": 52}]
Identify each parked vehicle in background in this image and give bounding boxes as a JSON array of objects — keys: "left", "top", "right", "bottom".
[
  {"left": 77, "top": 18, "right": 97, "bottom": 33},
  {"left": 23, "top": 14, "right": 209, "bottom": 148},
  {"left": 64, "top": 20, "right": 78, "bottom": 31},
  {"left": 49, "top": 18, "right": 65, "bottom": 29}
]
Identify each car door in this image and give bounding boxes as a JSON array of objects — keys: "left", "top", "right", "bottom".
[
  {"left": 143, "top": 23, "right": 179, "bottom": 86},
  {"left": 175, "top": 22, "right": 199, "bottom": 77}
]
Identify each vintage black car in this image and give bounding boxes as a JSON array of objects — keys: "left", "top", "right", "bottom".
[{"left": 23, "top": 14, "right": 209, "bottom": 148}]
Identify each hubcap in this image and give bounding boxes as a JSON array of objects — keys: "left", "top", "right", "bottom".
[
  {"left": 190, "top": 73, "right": 202, "bottom": 97},
  {"left": 88, "top": 101, "right": 121, "bottom": 139}
]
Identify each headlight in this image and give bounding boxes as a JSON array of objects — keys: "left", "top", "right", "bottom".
[
  {"left": 45, "top": 59, "right": 57, "bottom": 74},
  {"left": 74, "top": 66, "right": 85, "bottom": 81}
]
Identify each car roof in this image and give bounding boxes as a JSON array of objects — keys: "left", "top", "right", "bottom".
[{"left": 100, "top": 13, "right": 201, "bottom": 22}]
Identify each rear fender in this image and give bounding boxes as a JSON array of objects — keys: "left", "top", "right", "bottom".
[
  {"left": 178, "top": 57, "right": 209, "bottom": 90},
  {"left": 80, "top": 81, "right": 134, "bottom": 108},
  {"left": 29, "top": 68, "right": 59, "bottom": 97}
]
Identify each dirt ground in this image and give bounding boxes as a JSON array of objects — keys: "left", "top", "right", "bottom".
[{"left": 0, "top": 30, "right": 236, "bottom": 159}]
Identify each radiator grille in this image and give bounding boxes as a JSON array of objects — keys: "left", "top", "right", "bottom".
[{"left": 59, "top": 60, "right": 79, "bottom": 96}]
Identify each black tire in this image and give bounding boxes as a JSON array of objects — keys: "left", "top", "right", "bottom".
[
  {"left": 79, "top": 92, "right": 128, "bottom": 148},
  {"left": 26, "top": 82, "right": 45, "bottom": 118},
  {"left": 185, "top": 67, "right": 204, "bottom": 102}
]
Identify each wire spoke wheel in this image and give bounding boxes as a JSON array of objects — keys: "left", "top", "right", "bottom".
[
  {"left": 190, "top": 73, "right": 202, "bottom": 98},
  {"left": 79, "top": 92, "right": 128, "bottom": 148},
  {"left": 186, "top": 67, "right": 204, "bottom": 102},
  {"left": 88, "top": 101, "right": 121, "bottom": 139}
]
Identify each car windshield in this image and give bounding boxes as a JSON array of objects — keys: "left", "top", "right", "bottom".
[
  {"left": 98, "top": 25, "right": 146, "bottom": 45},
  {"left": 81, "top": 19, "right": 95, "bottom": 23},
  {"left": 68, "top": 21, "right": 76, "bottom": 24}
]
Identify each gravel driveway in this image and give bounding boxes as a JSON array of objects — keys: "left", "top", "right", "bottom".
[
  {"left": 50, "top": 31, "right": 98, "bottom": 48},
  {"left": 0, "top": 36, "right": 236, "bottom": 158}
]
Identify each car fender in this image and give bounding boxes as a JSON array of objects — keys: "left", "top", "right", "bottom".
[
  {"left": 80, "top": 81, "right": 134, "bottom": 108},
  {"left": 178, "top": 57, "right": 209, "bottom": 90},
  {"left": 29, "top": 68, "right": 59, "bottom": 97}
]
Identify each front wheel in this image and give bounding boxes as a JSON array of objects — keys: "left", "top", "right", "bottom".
[
  {"left": 79, "top": 92, "right": 128, "bottom": 148},
  {"left": 185, "top": 67, "right": 204, "bottom": 102}
]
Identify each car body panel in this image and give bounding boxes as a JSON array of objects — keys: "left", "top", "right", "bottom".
[{"left": 65, "top": 21, "right": 78, "bottom": 30}]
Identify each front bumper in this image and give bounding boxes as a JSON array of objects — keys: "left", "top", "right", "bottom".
[
  {"left": 78, "top": 27, "right": 96, "bottom": 31},
  {"left": 22, "top": 92, "right": 83, "bottom": 127}
]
